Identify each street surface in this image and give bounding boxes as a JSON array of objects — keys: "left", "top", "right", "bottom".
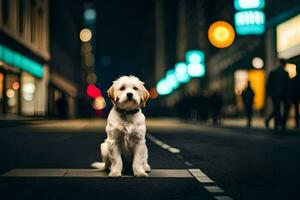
[{"left": 0, "top": 119, "right": 300, "bottom": 200}]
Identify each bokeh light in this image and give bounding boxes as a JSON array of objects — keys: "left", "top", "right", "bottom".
[
  {"left": 86, "top": 73, "right": 97, "bottom": 84},
  {"left": 149, "top": 87, "right": 158, "bottom": 99},
  {"left": 93, "top": 96, "right": 106, "bottom": 110},
  {"left": 6, "top": 89, "right": 15, "bottom": 98},
  {"left": 252, "top": 57, "right": 264, "bottom": 69},
  {"left": 187, "top": 63, "right": 205, "bottom": 77},
  {"left": 84, "top": 8, "right": 96, "bottom": 21},
  {"left": 175, "top": 62, "right": 190, "bottom": 83},
  {"left": 156, "top": 79, "right": 172, "bottom": 95},
  {"left": 166, "top": 70, "right": 179, "bottom": 89},
  {"left": 208, "top": 21, "right": 235, "bottom": 48},
  {"left": 79, "top": 28, "right": 92, "bottom": 42},
  {"left": 87, "top": 84, "right": 102, "bottom": 98},
  {"left": 12, "top": 81, "right": 20, "bottom": 90},
  {"left": 285, "top": 63, "right": 297, "bottom": 79}
]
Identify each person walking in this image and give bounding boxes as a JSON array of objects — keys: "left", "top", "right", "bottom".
[
  {"left": 266, "top": 59, "right": 290, "bottom": 131},
  {"left": 290, "top": 65, "right": 300, "bottom": 128},
  {"left": 209, "top": 91, "right": 223, "bottom": 125},
  {"left": 242, "top": 81, "right": 255, "bottom": 127}
]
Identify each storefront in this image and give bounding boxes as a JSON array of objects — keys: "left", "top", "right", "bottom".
[
  {"left": 0, "top": 44, "right": 48, "bottom": 117},
  {"left": 277, "top": 13, "right": 300, "bottom": 78},
  {"left": 48, "top": 72, "right": 77, "bottom": 118}
]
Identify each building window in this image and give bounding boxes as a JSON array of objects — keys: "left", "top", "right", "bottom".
[
  {"left": 2, "top": 0, "right": 9, "bottom": 25},
  {"left": 18, "top": 0, "right": 25, "bottom": 34},
  {"left": 37, "top": 7, "right": 44, "bottom": 48},
  {"left": 30, "top": 0, "right": 37, "bottom": 42}
]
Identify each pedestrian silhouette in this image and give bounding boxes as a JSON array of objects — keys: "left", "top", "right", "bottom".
[
  {"left": 242, "top": 81, "right": 255, "bottom": 127},
  {"left": 266, "top": 59, "right": 290, "bottom": 131},
  {"left": 289, "top": 65, "right": 300, "bottom": 128},
  {"left": 265, "top": 110, "right": 275, "bottom": 129},
  {"left": 209, "top": 91, "right": 223, "bottom": 125}
]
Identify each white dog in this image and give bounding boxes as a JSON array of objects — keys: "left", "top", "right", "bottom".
[{"left": 92, "top": 75, "right": 151, "bottom": 177}]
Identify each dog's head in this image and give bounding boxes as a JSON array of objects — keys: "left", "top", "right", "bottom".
[{"left": 107, "top": 76, "right": 149, "bottom": 110}]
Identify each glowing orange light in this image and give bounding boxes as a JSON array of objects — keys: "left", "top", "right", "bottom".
[
  {"left": 12, "top": 81, "right": 20, "bottom": 90},
  {"left": 208, "top": 21, "right": 235, "bottom": 48},
  {"left": 248, "top": 70, "right": 265, "bottom": 110},
  {"left": 93, "top": 96, "right": 106, "bottom": 110},
  {"left": 149, "top": 87, "right": 158, "bottom": 99}
]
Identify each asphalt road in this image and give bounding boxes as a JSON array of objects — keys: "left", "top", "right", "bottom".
[{"left": 0, "top": 119, "right": 299, "bottom": 200}]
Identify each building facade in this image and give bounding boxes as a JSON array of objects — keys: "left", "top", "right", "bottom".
[
  {"left": 0, "top": 0, "right": 49, "bottom": 117},
  {"left": 48, "top": 0, "right": 84, "bottom": 118}
]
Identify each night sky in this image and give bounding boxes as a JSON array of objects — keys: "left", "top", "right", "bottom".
[{"left": 94, "top": 0, "right": 154, "bottom": 90}]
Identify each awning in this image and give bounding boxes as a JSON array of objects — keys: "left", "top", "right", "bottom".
[{"left": 50, "top": 72, "right": 78, "bottom": 98}]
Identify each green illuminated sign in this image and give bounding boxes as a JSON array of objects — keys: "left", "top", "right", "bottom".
[
  {"left": 234, "top": 10, "right": 265, "bottom": 35},
  {"left": 0, "top": 44, "right": 43, "bottom": 78},
  {"left": 234, "top": 0, "right": 265, "bottom": 10}
]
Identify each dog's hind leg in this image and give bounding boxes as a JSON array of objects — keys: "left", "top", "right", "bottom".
[{"left": 91, "top": 142, "right": 110, "bottom": 171}]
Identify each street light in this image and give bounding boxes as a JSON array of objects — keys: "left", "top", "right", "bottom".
[
  {"left": 79, "top": 28, "right": 92, "bottom": 42},
  {"left": 208, "top": 21, "right": 235, "bottom": 48}
]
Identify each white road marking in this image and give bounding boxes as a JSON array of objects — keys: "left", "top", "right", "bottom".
[
  {"left": 203, "top": 186, "right": 224, "bottom": 193},
  {"left": 214, "top": 196, "right": 233, "bottom": 200},
  {"left": 189, "top": 169, "right": 233, "bottom": 199},
  {"left": 184, "top": 161, "right": 194, "bottom": 167},
  {"left": 147, "top": 134, "right": 181, "bottom": 154},
  {"left": 147, "top": 135, "right": 234, "bottom": 199}
]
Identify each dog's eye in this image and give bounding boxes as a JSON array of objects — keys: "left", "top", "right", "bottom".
[
  {"left": 133, "top": 87, "right": 138, "bottom": 90},
  {"left": 120, "top": 86, "right": 125, "bottom": 91}
]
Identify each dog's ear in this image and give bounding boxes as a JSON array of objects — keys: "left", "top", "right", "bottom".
[
  {"left": 140, "top": 83, "right": 150, "bottom": 107},
  {"left": 107, "top": 83, "right": 117, "bottom": 103}
]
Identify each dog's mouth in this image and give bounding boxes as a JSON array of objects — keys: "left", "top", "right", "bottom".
[{"left": 125, "top": 98, "right": 137, "bottom": 103}]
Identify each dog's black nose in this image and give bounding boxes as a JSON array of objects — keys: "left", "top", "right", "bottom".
[{"left": 127, "top": 92, "right": 133, "bottom": 99}]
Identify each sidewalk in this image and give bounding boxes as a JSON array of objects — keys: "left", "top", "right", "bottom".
[{"left": 221, "top": 117, "right": 296, "bottom": 130}]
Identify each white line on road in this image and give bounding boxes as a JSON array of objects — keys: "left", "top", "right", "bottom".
[
  {"left": 188, "top": 169, "right": 233, "bottom": 199},
  {"left": 147, "top": 134, "right": 181, "bottom": 154},
  {"left": 146, "top": 135, "right": 234, "bottom": 200}
]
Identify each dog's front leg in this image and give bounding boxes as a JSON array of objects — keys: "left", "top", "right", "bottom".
[
  {"left": 108, "top": 139, "right": 123, "bottom": 177},
  {"left": 133, "top": 141, "right": 148, "bottom": 177}
]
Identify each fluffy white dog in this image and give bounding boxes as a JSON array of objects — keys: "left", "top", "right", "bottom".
[{"left": 92, "top": 75, "right": 151, "bottom": 177}]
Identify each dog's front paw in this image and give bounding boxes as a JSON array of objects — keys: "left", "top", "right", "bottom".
[
  {"left": 109, "top": 171, "right": 122, "bottom": 177},
  {"left": 134, "top": 171, "right": 149, "bottom": 177}
]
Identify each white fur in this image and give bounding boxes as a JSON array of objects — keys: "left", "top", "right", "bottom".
[{"left": 92, "top": 76, "right": 150, "bottom": 177}]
